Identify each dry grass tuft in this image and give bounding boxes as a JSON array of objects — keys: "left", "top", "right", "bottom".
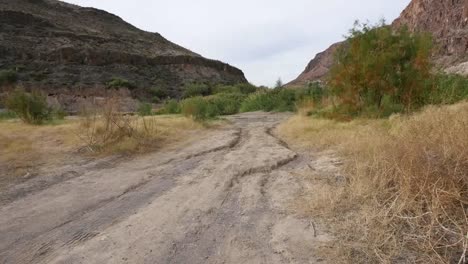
[
  {"left": 278, "top": 101, "right": 468, "bottom": 263},
  {"left": 76, "top": 98, "right": 203, "bottom": 155},
  {"left": 0, "top": 99, "right": 205, "bottom": 189}
]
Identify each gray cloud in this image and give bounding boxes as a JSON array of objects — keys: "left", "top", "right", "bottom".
[{"left": 63, "top": 0, "right": 411, "bottom": 86}]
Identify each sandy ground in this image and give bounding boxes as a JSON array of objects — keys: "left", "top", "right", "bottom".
[{"left": 0, "top": 112, "right": 338, "bottom": 264}]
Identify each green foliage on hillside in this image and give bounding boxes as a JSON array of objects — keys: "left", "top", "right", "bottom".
[
  {"left": 0, "top": 69, "right": 18, "bottom": 86},
  {"left": 107, "top": 77, "right": 136, "bottom": 89},
  {"left": 183, "top": 83, "right": 211, "bottom": 98}
]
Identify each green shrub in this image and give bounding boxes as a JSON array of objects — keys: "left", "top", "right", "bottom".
[
  {"left": 150, "top": 86, "right": 168, "bottom": 99},
  {"left": 213, "top": 83, "right": 257, "bottom": 95},
  {"left": 137, "top": 103, "right": 153, "bottom": 116},
  {"left": 107, "top": 78, "right": 135, "bottom": 89},
  {"left": 240, "top": 89, "right": 296, "bottom": 113},
  {"left": 0, "top": 111, "right": 17, "bottom": 120},
  {"left": 5, "top": 89, "right": 51, "bottom": 124},
  {"left": 183, "top": 83, "right": 211, "bottom": 98},
  {"left": 208, "top": 93, "right": 246, "bottom": 115},
  {"left": 156, "top": 99, "right": 180, "bottom": 115},
  {"left": 0, "top": 70, "right": 18, "bottom": 86},
  {"left": 424, "top": 74, "right": 468, "bottom": 104},
  {"left": 52, "top": 108, "right": 67, "bottom": 120},
  {"left": 180, "top": 97, "right": 219, "bottom": 121},
  {"left": 329, "top": 21, "right": 433, "bottom": 115}
]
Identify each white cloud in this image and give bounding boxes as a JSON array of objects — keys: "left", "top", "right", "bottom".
[{"left": 63, "top": 0, "right": 411, "bottom": 86}]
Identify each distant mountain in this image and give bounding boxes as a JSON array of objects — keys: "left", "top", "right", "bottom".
[
  {"left": 288, "top": 0, "right": 468, "bottom": 86},
  {"left": 0, "top": 0, "right": 247, "bottom": 109}
]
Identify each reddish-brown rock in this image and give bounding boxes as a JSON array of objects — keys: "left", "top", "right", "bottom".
[{"left": 289, "top": 0, "right": 468, "bottom": 86}]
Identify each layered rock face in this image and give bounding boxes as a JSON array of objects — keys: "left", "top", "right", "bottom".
[
  {"left": 393, "top": 0, "right": 468, "bottom": 68},
  {"left": 289, "top": 0, "right": 468, "bottom": 85},
  {"left": 0, "top": 0, "right": 247, "bottom": 109}
]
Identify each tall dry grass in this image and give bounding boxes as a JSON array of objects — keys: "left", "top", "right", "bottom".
[
  {"left": 278, "top": 101, "right": 468, "bottom": 263},
  {"left": 77, "top": 98, "right": 203, "bottom": 154}
]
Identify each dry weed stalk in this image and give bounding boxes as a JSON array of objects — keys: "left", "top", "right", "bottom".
[{"left": 76, "top": 97, "right": 159, "bottom": 153}]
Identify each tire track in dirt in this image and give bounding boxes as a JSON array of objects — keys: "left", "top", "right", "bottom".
[{"left": 0, "top": 112, "right": 332, "bottom": 264}]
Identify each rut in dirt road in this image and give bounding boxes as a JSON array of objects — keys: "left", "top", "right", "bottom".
[{"left": 0, "top": 112, "right": 333, "bottom": 264}]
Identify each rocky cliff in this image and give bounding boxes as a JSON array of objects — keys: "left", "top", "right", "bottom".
[
  {"left": 289, "top": 0, "right": 468, "bottom": 86},
  {"left": 0, "top": 0, "right": 247, "bottom": 109},
  {"left": 287, "top": 42, "right": 342, "bottom": 86}
]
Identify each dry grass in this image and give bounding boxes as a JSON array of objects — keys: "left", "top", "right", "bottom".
[
  {"left": 0, "top": 120, "right": 79, "bottom": 188},
  {"left": 0, "top": 102, "right": 206, "bottom": 189},
  {"left": 278, "top": 101, "right": 468, "bottom": 263},
  {"left": 76, "top": 99, "right": 204, "bottom": 155}
]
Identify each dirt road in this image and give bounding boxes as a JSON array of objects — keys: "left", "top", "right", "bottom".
[{"left": 0, "top": 112, "right": 334, "bottom": 264}]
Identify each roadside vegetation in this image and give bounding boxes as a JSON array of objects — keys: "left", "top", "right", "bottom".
[
  {"left": 154, "top": 82, "right": 323, "bottom": 121},
  {"left": 279, "top": 21, "right": 468, "bottom": 263}
]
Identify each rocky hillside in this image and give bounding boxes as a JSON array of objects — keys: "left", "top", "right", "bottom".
[
  {"left": 0, "top": 0, "right": 247, "bottom": 109},
  {"left": 289, "top": 0, "right": 468, "bottom": 86},
  {"left": 287, "top": 42, "right": 342, "bottom": 86}
]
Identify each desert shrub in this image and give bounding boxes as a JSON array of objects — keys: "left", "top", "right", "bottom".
[
  {"left": 213, "top": 83, "right": 257, "bottom": 95},
  {"left": 274, "top": 78, "right": 283, "bottom": 89},
  {"left": 107, "top": 78, "right": 135, "bottom": 89},
  {"left": 0, "top": 69, "right": 18, "bottom": 86},
  {"left": 240, "top": 89, "right": 296, "bottom": 112},
  {"left": 156, "top": 99, "right": 180, "bottom": 115},
  {"left": 183, "top": 83, "right": 211, "bottom": 98},
  {"left": 5, "top": 89, "right": 51, "bottom": 124},
  {"left": 52, "top": 108, "right": 67, "bottom": 120},
  {"left": 77, "top": 98, "right": 158, "bottom": 153},
  {"left": 299, "top": 82, "right": 326, "bottom": 103},
  {"left": 149, "top": 86, "right": 168, "bottom": 99},
  {"left": 329, "top": 21, "right": 433, "bottom": 116},
  {"left": 0, "top": 111, "right": 17, "bottom": 120},
  {"left": 208, "top": 93, "right": 246, "bottom": 115},
  {"left": 180, "top": 96, "right": 219, "bottom": 121},
  {"left": 137, "top": 103, "right": 153, "bottom": 116},
  {"left": 424, "top": 73, "right": 468, "bottom": 104}
]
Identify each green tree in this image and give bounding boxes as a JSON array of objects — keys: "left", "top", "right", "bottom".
[
  {"left": 275, "top": 78, "right": 283, "bottom": 89},
  {"left": 329, "top": 21, "right": 433, "bottom": 114}
]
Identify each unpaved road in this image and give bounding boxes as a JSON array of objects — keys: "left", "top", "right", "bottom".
[{"left": 0, "top": 112, "right": 334, "bottom": 264}]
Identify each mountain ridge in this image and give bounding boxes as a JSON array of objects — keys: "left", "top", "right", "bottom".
[
  {"left": 0, "top": 0, "right": 247, "bottom": 110},
  {"left": 288, "top": 0, "right": 468, "bottom": 86}
]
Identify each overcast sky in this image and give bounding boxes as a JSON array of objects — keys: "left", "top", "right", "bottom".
[{"left": 63, "top": 0, "right": 411, "bottom": 86}]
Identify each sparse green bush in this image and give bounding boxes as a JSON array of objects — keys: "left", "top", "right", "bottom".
[
  {"left": 424, "top": 73, "right": 468, "bottom": 104},
  {"left": 208, "top": 93, "right": 247, "bottom": 115},
  {"left": 5, "top": 89, "right": 51, "bottom": 124},
  {"left": 0, "top": 70, "right": 18, "bottom": 86},
  {"left": 180, "top": 96, "right": 219, "bottom": 121},
  {"left": 137, "top": 103, "right": 153, "bottom": 116},
  {"left": 213, "top": 83, "right": 257, "bottom": 95},
  {"left": 156, "top": 99, "right": 180, "bottom": 115},
  {"left": 52, "top": 108, "right": 67, "bottom": 120},
  {"left": 150, "top": 86, "right": 168, "bottom": 99},
  {"left": 183, "top": 83, "right": 211, "bottom": 98},
  {"left": 0, "top": 111, "right": 17, "bottom": 120},
  {"left": 240, "top": 89, "right": 296, "bottom": 112},
  {"left": 107, "top": 78, "right": 135, "bottom": 89}
]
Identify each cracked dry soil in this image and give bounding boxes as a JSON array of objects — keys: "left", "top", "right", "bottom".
[{"left": 0, "top": 112, "right": 334, "bottom": 264}]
